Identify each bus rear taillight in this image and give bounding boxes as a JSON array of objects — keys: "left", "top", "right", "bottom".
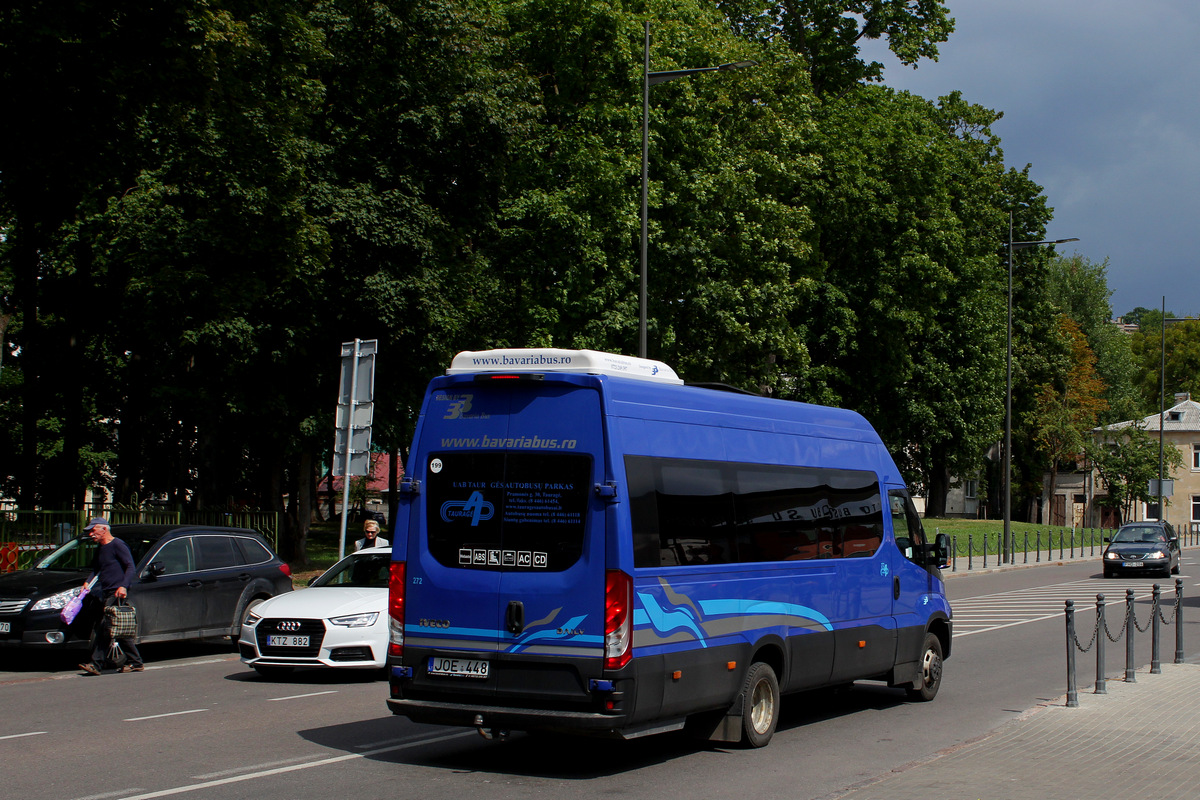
[
  {"left": 388, "top": 561, "right": 406, "bottom": 657},
  {"left": 604, "top": 570, "right": 632, "bottom": 670}
]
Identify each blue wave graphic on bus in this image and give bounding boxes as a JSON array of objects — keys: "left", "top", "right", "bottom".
[
  {"left": 699, "top": 599, "right": 833, "bottom": 631},
  {"left": 635, "top": 592, "right": 709, "bottom": 646},
  {"left": 506, "top": 614, "right": 598, "bottom": 652}
]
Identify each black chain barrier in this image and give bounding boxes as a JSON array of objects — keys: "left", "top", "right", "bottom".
[{"left": 1064, "top": 579, "right": 1184, "bottom": 707}]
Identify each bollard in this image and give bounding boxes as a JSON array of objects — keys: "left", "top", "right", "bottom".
[
  {"left": 1176, "top": 578, "right": 1185, "bottom": 664},
  {"left": 1059, "top": 530, "right": 1064, "bottom": 560},
  {"left": 1070, "top": 529, "right": 1075, "bottom": 559},
  {"left": 1125, "top": 588, "right": 1136, "bottom": 683},
  {"left": 1036, "top": 531, "right": 1041, "bottom": 562},
  {"left": 952, "top": 535, "right": 958, "bottom": 572},
  {"left": 1095, "top": 594, "right": 1107, "bottom": 694},
  {"left": 968, "top": 533, "right": 973, "bottom": 571},
  {"left": 1066, "top": 599, "right": 1078, "bottom": 707},
  {"left": 983, "top": 531, "right": 988, "bottom": 568},
  {"left": 1024, "top": 532, "right": 1029, "bottom": 564},
  {"left": 1151, "top": 584, "right": 1162, "bottom": 674}
]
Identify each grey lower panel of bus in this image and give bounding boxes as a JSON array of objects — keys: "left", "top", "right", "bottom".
[{"left": 389, "top": 623, "right": 941, "bottom": 739}]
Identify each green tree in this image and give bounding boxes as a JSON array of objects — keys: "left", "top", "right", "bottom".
[
  {"left": 1088, "top": 423, "right": 1184, "bottom": 524},
  {"left": 1130, "top": 317, "right": 1200, "bottom": 414},
  {"left": 789, "top": 86, "right": 1034, "bottom": 512},
  {"left": 1043, "top": 253, "right": 1138, "bottom": 423},
  {"left": 718, "top": 0, "right": 955, "bottom": 98},
  {"left": 1032, "top": 315, "right": 1107, "bottom": 513}
]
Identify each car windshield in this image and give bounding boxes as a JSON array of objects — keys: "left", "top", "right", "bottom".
[
  {"left": 1112, "top": 527, "right": 1167, "bottom": 544},
  {"left": 34, "top": 534, "right": 158, "bottom": 570},
  {"left": 310, "top": 551, "right": 391, "bottom": 588}
]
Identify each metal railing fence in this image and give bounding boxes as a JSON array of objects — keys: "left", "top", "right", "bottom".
[
  {"left": 943, "top": 524, "right": 1200, "bottom": 572},
  {"left": 0, "top": 509, "right": 280, "bottom": 573}
]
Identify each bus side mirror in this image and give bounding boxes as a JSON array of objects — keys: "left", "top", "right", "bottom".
[{"left": 934, "top": 533, "right": 952, "bottom": 569}]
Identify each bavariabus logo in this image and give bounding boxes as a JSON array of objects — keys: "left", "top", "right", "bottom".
[{"left": 440, "top": 491, "right": 495, "bottom": 526}]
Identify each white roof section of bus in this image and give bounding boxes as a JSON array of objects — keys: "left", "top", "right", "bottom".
[{"left": 447, "top": 348, "right": 683, "bottom": 384}]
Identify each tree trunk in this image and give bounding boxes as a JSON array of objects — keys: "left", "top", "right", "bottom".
[
  {"left": 14, "top": 223, "right": 40, "bottom": 510},
  {"left": 924, "top": 443, "right": 950, "bottom": 517}
]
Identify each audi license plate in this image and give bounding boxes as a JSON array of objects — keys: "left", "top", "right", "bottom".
[
  {"left": 0, "top": 622, "right": 9, "bottom": 633},
  {"left": 1122, "top": 561, "right": 1143, "bottom": 568},
  {"left": 428, "top": 656, "right": 490, "bottom": 678},
  {"left": 267, "top": 635, "right": 309, "bottom": 647}
]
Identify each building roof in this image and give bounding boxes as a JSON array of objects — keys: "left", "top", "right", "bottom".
[{"left": 1098, "top": 397, "right": 1200, "bottom": 433}]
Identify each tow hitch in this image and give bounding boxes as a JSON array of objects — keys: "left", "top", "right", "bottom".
[{"left": 473, "top": 714, "right": 510, "bottom": 741}]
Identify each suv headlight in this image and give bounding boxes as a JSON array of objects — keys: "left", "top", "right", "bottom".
[
  {"left": 329, "top": 612, "right": 379, "bottom": 628},
  {"left": 31, "top": 587, "right": 81, "bottom": 611}
]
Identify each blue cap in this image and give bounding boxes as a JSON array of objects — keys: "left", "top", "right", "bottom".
[{"left": 82, "top": 517, "right": 110, "bottom": 531}]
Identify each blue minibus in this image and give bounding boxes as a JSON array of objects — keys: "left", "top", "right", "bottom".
[{"left": 386, "top": 349, "right": 952, "bottom": 747}]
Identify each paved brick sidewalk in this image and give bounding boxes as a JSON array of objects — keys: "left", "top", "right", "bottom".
[{"left": 830, "top": 662, "right": 1200, "bottom": 800}]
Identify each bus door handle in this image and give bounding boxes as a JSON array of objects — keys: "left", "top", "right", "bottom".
[
  {"left": 506, "top": 600, "right": 525, "bottom": 634},
  {"left": 893, "top": 576, "right": 901, "bottom": 600}
]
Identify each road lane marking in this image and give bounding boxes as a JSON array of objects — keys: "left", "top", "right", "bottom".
[
  {"left": 952, "top": 579, "right": 1172, "bottom": 636},
  {"left": 117, "top": 730, "right": 477, "bottom": 799},
  {"left": 0, "top": 731, "right": 47, "bottom": 740},
  {"left": 267, "top": 690, "right": 338, "bottom": 702},
  {"left": 192, "top": 754, "right": 326, "bottom": 779},
  {"left": 124, "top": 709, "right": 208, "bottom": 722}
]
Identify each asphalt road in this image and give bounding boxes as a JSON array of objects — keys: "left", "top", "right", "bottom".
[{"left": 3, "top": 555, "right": 1197, "bottom": 800}]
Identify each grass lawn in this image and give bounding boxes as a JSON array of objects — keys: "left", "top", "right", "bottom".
[
  {"left": 925, "top": 517, "right": 1112, "bottom": 558},
  {"left": 288, "top": 523, "right": 358, "bottom": 585}
]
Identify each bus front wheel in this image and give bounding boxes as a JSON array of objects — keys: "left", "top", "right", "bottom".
[{"left": 906, "top": 632, "right": 944, "bottom": 702}]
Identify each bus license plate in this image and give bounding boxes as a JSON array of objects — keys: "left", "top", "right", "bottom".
[
  {"left": 428, "top": 657, "right": 490, "bottom": 678},
  {"left": 267, "top": 635, "right": 309, "bottom": 647}
]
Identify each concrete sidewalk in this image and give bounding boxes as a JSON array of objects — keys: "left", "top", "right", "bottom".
[{"left": 832, "top": 662, "right": 1200, "bottom": 800}]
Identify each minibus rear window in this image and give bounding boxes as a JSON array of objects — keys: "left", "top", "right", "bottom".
[{"left": 424, "top": 451, "right": 592, "bottom": 572}]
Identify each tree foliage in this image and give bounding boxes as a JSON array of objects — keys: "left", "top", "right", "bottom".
[
  {"left": 4, "top": 0, "right": 1120, "bottom": 553},
  {"left": 1088, "top": 423, "right": 1184, "bottom": 524},
  {"left": 718, "top": 0, "right": 955, "bottom": 98},
  {"left": 1032, "top": 315, "right": 1107, "bottom": 502}
]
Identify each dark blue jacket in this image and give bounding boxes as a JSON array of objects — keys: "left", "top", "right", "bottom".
[{"left": 90, "top": 538, "right": 137, "bottom": 598}]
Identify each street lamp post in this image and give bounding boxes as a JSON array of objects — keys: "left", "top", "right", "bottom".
[
  {"left": 1002, "top": 214, "right": 1078, "bottom": 564},
  {"left": 1156, "top": 301, "right": 1188, "bottom": 523},
  {"left": 640, "top": 21, "right": 756, "bottom": 358}
]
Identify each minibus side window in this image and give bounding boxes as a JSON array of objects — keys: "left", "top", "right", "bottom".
[{"left": 627, "top": 456, "right": 884, "bottom": 568}]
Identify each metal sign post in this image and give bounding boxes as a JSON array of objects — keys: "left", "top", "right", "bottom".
[{"left": 334, "top": 339, "right": 377, "bottom": 559}]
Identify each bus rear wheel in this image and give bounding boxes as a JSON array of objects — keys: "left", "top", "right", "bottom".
[{"left": 741, "top": 662, "right": 780, "bottom": 748}]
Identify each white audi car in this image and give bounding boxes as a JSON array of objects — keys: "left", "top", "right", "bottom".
[{"left": 238, "top": 547, "right": 391, "bottom": 677}]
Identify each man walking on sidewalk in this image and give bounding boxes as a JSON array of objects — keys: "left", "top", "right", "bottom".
[{"left": 78, "top": 518, "right": 145, "bottom": 675}]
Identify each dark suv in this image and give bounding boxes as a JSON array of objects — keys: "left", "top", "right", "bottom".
[
  {"left": 1102, "top": 520, "right": 1181, "bottom": 578},
  {"left": 0, "top": 525, "right": 293, "bottom": 650}
]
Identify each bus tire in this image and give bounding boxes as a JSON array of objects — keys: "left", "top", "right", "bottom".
[
  {"left": 741, "top": 662, "right": 780, "bottom": 748},
  {"left": 906, "top": 632, "right": 943, "bottom": 702}
]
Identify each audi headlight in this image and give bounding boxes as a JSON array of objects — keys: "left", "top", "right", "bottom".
[
  {"left": 31, "top": 587, "right": 81, "bottom": 611},
  {"left": 329, "top": 612, "right": 379, "bottom": 628},
  {"left": 244, "top": 611, "right": 262, "bottom": 626}
]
